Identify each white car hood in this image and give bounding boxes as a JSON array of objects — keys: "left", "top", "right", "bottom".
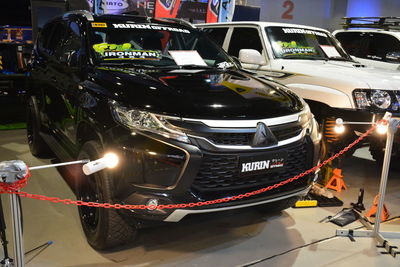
[{"left": 272, "top": 59, "right": 400, "bottom": 92}]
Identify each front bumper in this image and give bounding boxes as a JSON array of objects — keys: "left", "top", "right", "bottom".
[
  {"left": 164, "top": 184, "right": 312, "bottom": 222},
  {"left": 103, "top": 119, "right": 320, "bottom": 223}
]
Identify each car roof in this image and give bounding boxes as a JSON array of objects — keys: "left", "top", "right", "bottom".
[
  {"left": 197, "top": 21, "right": 330, "bottom": 34},
  {"left": 333, "top": 28, "right": 400, "bottom": 37},
  {"left": 51, "top": 11, "right": 195, "bottom": 29}
]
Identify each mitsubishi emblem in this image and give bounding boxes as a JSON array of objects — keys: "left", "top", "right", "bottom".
[{"left": 251, "top": 122, "right": 278, "bottom": 147}]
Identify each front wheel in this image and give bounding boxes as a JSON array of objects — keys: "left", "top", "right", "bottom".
[
  {"left": 77, "top": 141, "right": 137, "bottom": 250},
  {"left": 369, "top": 141, "right": 400, "bottom": 170}
]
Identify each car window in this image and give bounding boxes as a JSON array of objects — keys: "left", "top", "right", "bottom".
[
  {"left": 89, "top": 22, "right": 234, "bottom": 68},
  {"left": 335, "top": 32, "right": 367, "bottom": 57},
  {"left": 53, "top": 22, "right": 82, "bottom": 66},
  {"left": 228, "top": 27, "right": 263, "bottom": 57},
  {"left": 266, "top": 26, "right": 350, "bottom": 60},
  {"left": 47, "top": 21, "right": 68, "bottom": 56},
  {"left": 38, "top": 23, "right": 55, "bottom": 55},
  {"left": 203, "top": 27, "right": 228, "bottom": 47},
  {"left": 366, "top": 33, "right": 400, "bottom": 62}
]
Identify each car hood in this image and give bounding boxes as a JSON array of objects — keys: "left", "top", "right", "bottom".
[
  {"left": 87, "top": 66, "right": 304, "bottom": 119},
  {"left": 271, "top": 59, "right": 400, "bottom": 92}
]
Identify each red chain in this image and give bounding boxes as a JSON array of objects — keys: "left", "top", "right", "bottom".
[{"left": 0, "top": 124, "right": 377, "bottom": 210}]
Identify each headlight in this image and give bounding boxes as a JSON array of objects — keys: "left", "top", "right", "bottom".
[
  {"left": 371, "top": 90, "right": 391, "bottom": 109},
  {"left": 111, "top": 101, "right": 190, "bottom": 143},
  {"left": 353, "top": 89, "right": 399, "bottom": 111},
  {"left": 299, "top": 104, "right": 320, "bottom": 141}
]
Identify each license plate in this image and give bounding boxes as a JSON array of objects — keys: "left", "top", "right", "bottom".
[{"left": 239, "top": 151, "right": 287, "bottom": 176}]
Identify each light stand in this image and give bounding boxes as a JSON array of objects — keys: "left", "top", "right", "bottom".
[
  {"left": 0, "top": 196, "right": 12, "bottom": 267},
  {"left": 0, "top": 152, "right": 119, "bottom": 267},
  {"left": 335, "top": 116, "right": 400, "bottom": 257}
]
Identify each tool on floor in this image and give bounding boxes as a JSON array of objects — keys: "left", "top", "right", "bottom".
[
  {"left": 366, "top": 195, "right": 390, "bottom": 222},
  {"left": 325, "top": 168, "right": 347, "bottom": 192},
  {"left": 293, "top": 198, "right": 318, "bottom": 208},
  {"left": 350, "top": 188, "right": 365, "bottom": 212},
  {"left": 320, "top": 208, "right": 360, "bottom": 227}
]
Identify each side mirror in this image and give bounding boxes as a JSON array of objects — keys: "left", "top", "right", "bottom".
[
  {"left": 238, "top": 49, "right": 266, "bottom": 66},
  {"left": 386, "top": 52, "right": 400, "bottom": 63},
  {"left": 59, "top": 51, "right": 80, "bottom": 73},
  {"left": 60, "top": 51, "right": 78, "bottom": 67}
]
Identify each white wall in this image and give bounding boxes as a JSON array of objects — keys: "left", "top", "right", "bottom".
[
  {"left": 244, "top": 0, "right": 336, "bottom": 29},
  {"left": 239, "top": 0, "right": 400, "bottom": 32}
]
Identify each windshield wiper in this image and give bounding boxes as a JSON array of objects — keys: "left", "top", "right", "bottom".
[
  {"left": 99, "top": 62, "right": 156, "bottom": 68},
  {"left": 327, "top": 56, "right": 352, "bottom": 62},
  {"left": 156, "top": 64, "right": 215, "bottom": 70},
  {"left": 281, "top": 55, "right": 326, "bottom": 60}
]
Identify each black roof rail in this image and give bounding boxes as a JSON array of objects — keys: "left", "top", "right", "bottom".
[
  {"left": 157, "top": 17, "right": 195, "bottom": 28},
  {"left": 341, "top": 17, "right": 400, "bottom": 30},
  {"left": 63, "top": 10, "right": 94, "bottom": 21}
]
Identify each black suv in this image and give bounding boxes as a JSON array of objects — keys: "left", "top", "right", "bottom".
[{"left": 28, "top": 11, "right": 320, "bottom": 250}]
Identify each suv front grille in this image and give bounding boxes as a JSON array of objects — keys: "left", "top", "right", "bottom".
[
  {"left": 207, "top": 125, "right": 303, "bottom": 146},
  {"left": 192, "top": 140, "right": 311, "bottom": 192}
]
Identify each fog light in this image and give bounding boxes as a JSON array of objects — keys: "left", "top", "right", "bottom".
[
  {"left": 376, "top": 123, "right": 388, "bottom": 135},
  {"left": 334, "top": 118, "right": 345, "bottom": 134},
  {"left": 146, "top": 199, "right": 159, "bottom": 210}
]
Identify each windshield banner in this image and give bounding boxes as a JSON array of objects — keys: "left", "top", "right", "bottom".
[{"left": 281, "top": 28, "right": 327, "bottom": 37}]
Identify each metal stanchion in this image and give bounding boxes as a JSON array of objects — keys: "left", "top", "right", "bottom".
[
  {"left": 0, "top": 159, "right": 90, "bottom": 267},
  {"left": 9, "top": 194, "right": 23, "bottom": 267},
  {"left": 336, "top": 117, "right": 400, "bottom": 257}
]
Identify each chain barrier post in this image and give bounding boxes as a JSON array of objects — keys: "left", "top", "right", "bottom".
[
  {"left": 9, "top": 193, "right": 23, "bottom": 267},
  {"left": 374, "top": 118, "right": 398, "bottom": 234}
]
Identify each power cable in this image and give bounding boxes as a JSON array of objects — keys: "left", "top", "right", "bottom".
[{"left": 240, "top": 216, "right": 400, "bottom": 266}]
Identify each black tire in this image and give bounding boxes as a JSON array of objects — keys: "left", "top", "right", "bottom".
[
  {"left": 26, "top": 96, "right": 53, "bottom": 158},
  {"left": 256, "top": 196, "right": 299, "bottom": 213},
  {"left": 369, "top": 142, "right": 400, "bottom": 170},
  {"left": 77, "top": 141, "right": 136, "bottom": 250}
]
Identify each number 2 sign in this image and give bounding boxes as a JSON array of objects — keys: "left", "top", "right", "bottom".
[{"left": 282, "top": 0, "right": 294, "bottom": 20}]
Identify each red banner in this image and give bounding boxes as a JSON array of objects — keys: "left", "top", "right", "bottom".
[
  {"left": 154, "top": 0, "right": 182, "bottom": 18},
  {"left": 206, "top": 0, "right": 220, "bottom": 23}
]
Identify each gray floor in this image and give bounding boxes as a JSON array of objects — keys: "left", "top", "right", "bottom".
[{"left": 0, "top": 129, "right": 399, "bottom": 267}]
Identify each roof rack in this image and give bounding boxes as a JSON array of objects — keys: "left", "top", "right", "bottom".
[
  {"left": 341, "top": 17, "right": 400, "bottom": 30},
  {"left": 63, "top": 10, "right": 94, "bottom": 21}
]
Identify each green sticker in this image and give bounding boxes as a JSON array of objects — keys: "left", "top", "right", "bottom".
[
  {"left": 277, "top": 41, "right": 316, "bottom": 56},
  {"left": 93, "top": 43, "right": 161, "bottom": 60}
]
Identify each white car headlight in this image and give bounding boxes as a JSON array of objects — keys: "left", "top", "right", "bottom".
[
  {"left": 371, "top": 90, "right": 391, "bottom": 109},
  {"left": 353, "top": 89, "right": 397, "bottom": 110},
  {"left": 111, "top": 101, "right": 190, "bottom": 143}
]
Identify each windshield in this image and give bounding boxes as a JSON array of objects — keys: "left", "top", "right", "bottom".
[
  {"left": 88, "top": 21, "right": 235, "bottom": 69},
  {"left": 265, "top": 26, "right": 352, "bottom": 61}
]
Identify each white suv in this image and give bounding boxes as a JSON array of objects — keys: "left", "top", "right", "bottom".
[
  {"left": 333, "top": 17, "right": 400, "bottom": 71},
  {"left": 197, "top": 21, "right": 400, "bottom": 164}
]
